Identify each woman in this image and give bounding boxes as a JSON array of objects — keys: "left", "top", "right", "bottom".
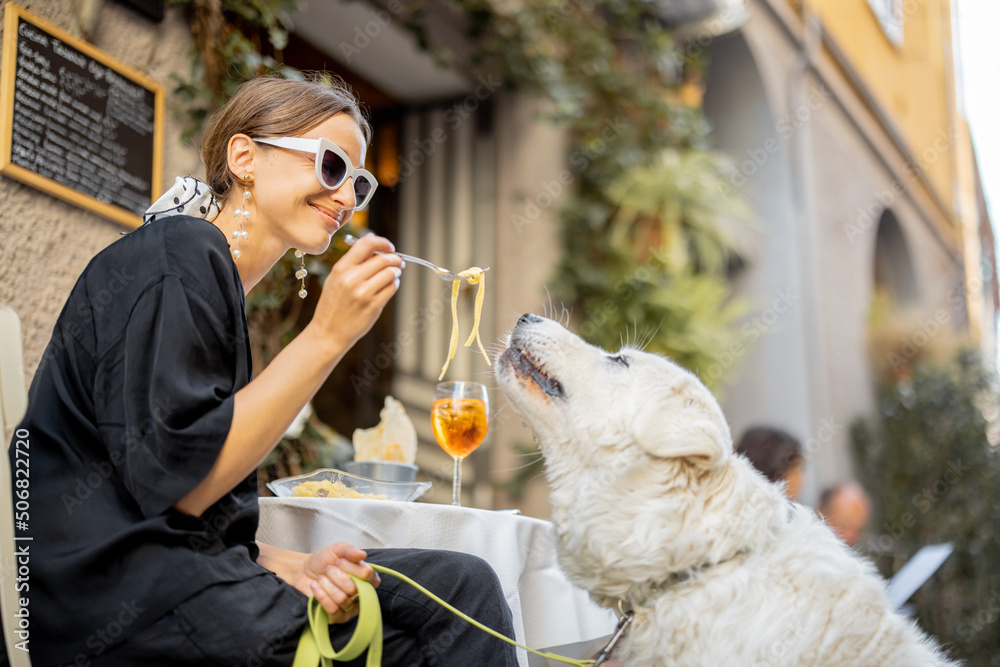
[{"left": 10, "top": 76, "right": 517, "bottom": 666}]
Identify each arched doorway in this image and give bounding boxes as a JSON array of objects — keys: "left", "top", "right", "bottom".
[
  {"left": 702, "top": 30, "right": 810, "bottom": 459},
  {"left": 873, "top": 209, "right": 919, "bottom": 307}
]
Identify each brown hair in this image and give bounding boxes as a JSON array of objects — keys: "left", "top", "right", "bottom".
[
  {"left": 200, "top": 74, "right": 372, "bottom": 202},
  {"left": 735, "top": 426, "right": 803, "bottom": 483}
]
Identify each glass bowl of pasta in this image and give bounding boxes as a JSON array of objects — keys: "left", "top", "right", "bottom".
[{"left": 267, "top": 469, "right": 432, "bottom": 502}]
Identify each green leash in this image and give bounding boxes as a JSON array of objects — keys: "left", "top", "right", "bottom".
[
  {"left": 293, "top": 563, "right": 595, "bottom": 667},
  {"left": 291, "top": 572, "right": 382, "bottom": 667}
]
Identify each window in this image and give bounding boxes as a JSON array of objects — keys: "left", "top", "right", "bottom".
[{"left": 868, "top": 0, "right": 904, "bottom": 46}]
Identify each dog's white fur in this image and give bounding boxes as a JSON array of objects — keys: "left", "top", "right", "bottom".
[{"left": 496, "top": 315, "right": 957, "bottom": 666}]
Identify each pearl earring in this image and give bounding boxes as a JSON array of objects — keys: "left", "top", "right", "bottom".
[
  {"left": 295, "top": 250, "right": 308, "bottom": 299},
  {"left": 230, "top": 174, "right": 252, "bottom": 260}
]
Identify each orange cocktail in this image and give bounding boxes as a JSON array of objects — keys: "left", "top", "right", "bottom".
[
  {"left": 431, "top": 398, "right": 488, "bottom": 459},
  {"left": 432, "top": 382, "right": 489, "bottom": 506}
]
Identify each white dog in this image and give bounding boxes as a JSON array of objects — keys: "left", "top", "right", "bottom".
[{"left": 495, "top": 314, "right": 957, "bottom": 666}]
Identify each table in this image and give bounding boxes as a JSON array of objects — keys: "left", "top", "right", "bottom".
[{"left": 257, "top": 497, "right": 617, "bottom": 666}]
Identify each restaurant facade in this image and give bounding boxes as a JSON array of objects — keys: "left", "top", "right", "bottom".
[{"left": 0, "top": 0, "right": 994, "bottom": 514}]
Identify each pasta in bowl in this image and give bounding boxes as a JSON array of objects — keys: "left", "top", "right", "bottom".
[{"left": 267, "top": 469, "right": 432, "bottom": 502}]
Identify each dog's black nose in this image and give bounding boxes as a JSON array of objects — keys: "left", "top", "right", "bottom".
[{"left": 518, "top": 313, "right": 543, "bottom": 325}]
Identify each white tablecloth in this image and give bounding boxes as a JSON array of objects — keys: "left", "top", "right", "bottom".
[{"left": 256, "top": 497, "right": 617, "bottom": 666}]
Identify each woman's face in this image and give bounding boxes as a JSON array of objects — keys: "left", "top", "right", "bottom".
[{"left": 250, "top": 113, "right": 368, "bottom": 255}]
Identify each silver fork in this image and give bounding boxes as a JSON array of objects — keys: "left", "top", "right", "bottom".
[{"left": 343, "top": 234, "right": 489, "bottom": 282}]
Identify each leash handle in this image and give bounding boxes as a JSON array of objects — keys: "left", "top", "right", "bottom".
[
  {"left": 293, "top": 564, "right": 598, "bottom": 667},
  {"left": 293, "top": 573, "right": 383, "bottom": 667}
]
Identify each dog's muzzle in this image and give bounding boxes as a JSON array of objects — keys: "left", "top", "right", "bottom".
[
  {"left": 501, "top": 315, "right": 565, "bottom": 398},
  {"left": 500, "top": 347, "right": 565, "bottom": 398}
]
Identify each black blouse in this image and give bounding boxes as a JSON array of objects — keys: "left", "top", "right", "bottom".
[{"left": 10, "top": 216, "right": 266, "bottom": 664}]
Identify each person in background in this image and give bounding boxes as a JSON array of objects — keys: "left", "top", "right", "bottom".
[
  {"left": 817, "top": 482, "right": 872, "bottom": 548},
  {"left": 735, "top": 425, "right": 805, "bottom": 501}
]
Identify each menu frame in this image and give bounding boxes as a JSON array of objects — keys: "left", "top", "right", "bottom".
[{"left": 0, "top": 4, "right": 164, "bottom": 229}]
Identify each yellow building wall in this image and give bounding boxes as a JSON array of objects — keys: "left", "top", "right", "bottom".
[
  {"left": 955, "top": 118, "right": 984, "bottom": 339},
  {"left": 794, "top": 0, "right": 958, "bottom": 219},
  {"left": 785, "top": 0, "right": 985, "bottom": 334}
]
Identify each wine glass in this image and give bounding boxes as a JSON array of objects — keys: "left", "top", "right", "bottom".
[{"left": 431, "top": 381, "right": 489, "bottom": 506}]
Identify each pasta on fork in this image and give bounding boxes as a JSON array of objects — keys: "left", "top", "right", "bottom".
[{"left": 438, "top": 268, "right": 491, "bottom": 380}]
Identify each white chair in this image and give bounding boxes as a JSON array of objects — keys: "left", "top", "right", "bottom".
[{"left": 0, "top": 306, "right": 30, "bottom": 666}]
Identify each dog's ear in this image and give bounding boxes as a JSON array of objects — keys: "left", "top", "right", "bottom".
[{"left": 631, "top": 393, "right": 731, "bottom": 467}]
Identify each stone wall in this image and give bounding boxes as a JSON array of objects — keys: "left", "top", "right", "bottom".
[
  {"left": 705, "top": 1, "right": 967, "bottom": 505},
  {"left": 0, "top": 0, "right": 200, "bottom": 383}
]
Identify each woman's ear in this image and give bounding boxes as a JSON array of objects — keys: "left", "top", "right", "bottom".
[{"left": 226, "top": 133, "right": 256, "bottom": 180}]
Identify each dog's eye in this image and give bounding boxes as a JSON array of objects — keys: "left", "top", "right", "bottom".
[{"left": 609, "top": 354, "right": 629, "bottom": 367}]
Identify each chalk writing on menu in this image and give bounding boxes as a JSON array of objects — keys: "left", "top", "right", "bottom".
[{"left": 10, "top": 17, "right": 156, "bottom": 216}]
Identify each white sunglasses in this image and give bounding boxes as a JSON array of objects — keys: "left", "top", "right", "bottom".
[{"left": 253, "top": 136, "right": 378, "bottom": 210}]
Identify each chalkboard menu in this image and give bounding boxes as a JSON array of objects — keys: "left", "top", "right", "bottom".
[{"left": 0, "top": 5, "right": 163, "bottom": 228}]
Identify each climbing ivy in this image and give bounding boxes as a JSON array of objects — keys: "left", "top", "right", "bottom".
[
  {"left": 404, "top": 0, "right": 752, "bottom": 389},
  {"left": 168, "top": 0, "right": 302, "bottom": 142}
]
